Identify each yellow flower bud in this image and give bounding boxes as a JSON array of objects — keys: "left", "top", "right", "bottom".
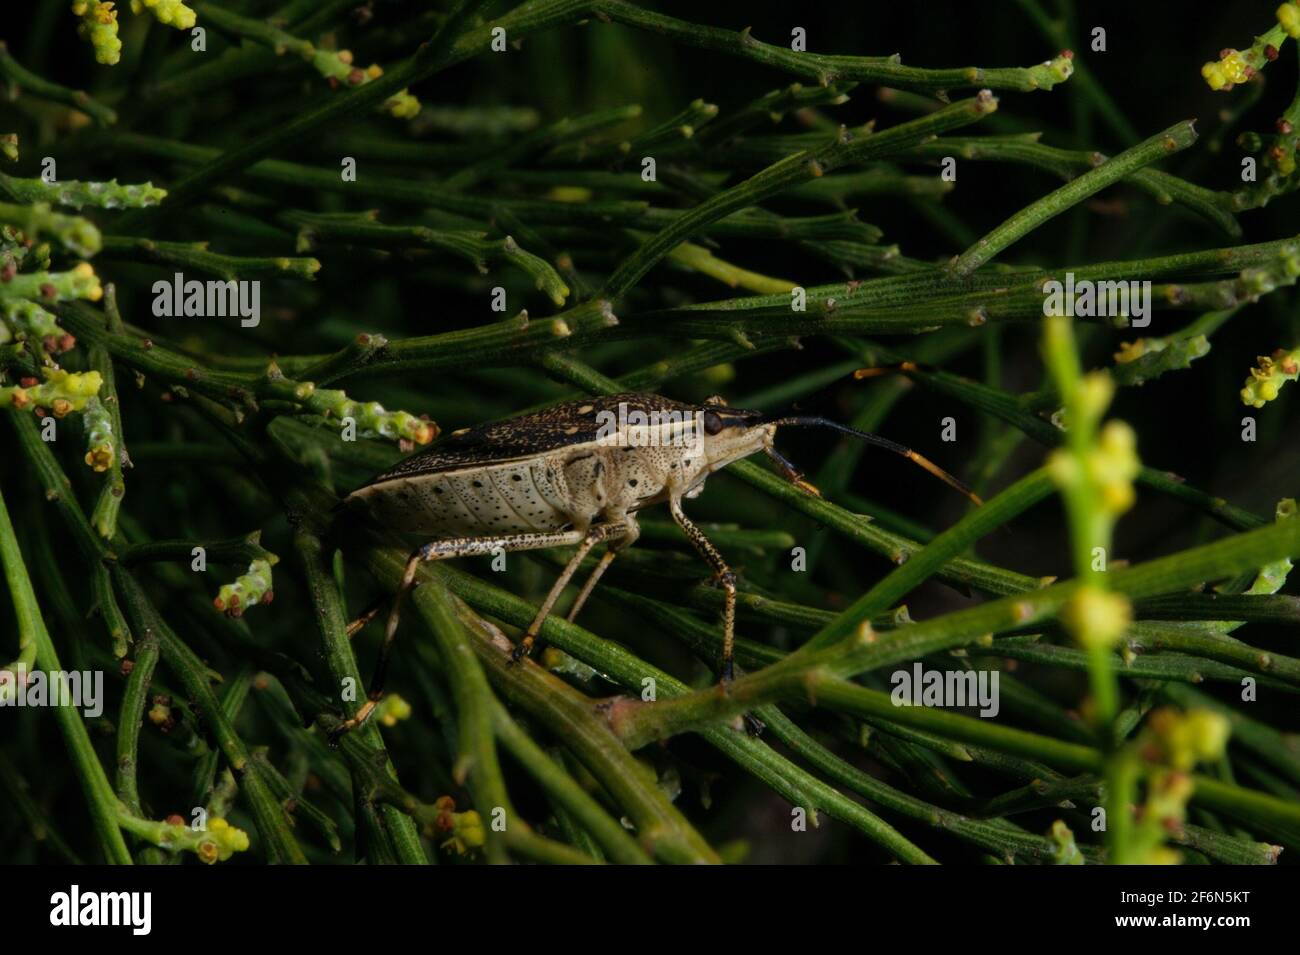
[
  {"left": 1100, "top": 480, "right": 1135, "bottom": 514},
  {"left": 84, "top": 444, "right": 114, "bottom": 472},
  {"left": 1046, "top": 448, "right": 1077, "bottom": 488},
  {"left": 1076, "top": 371, "right": 1115, "bottom": 422},
  {"left": 456, "top": 810, "right": 486, "bottom": 848},
  {"left": 386, "top": 90, "right": 421, "bottom": 119},
  {"left": 1148, "top": 707, "right": 1231, "bottom": 770},
  {"left": 196, "top": 817, "right": 251, "bottom": 863},
  {"left": 1061, "top": 586, "right": 1131, "bottom": 650},
  {"left": 1184, "top": 710, "right": 1231, "bottom": 764},
  {"left": 1279, "top": 3, "right": 1300, "bottom": 39},
  {"left": 1113, "top": 340, "right": 1146, "bottom": 364},
  {"left": 377, "top": 693, "right": 413, "bottom": 727},
  {"left": 130, "top": 0, "right": 197, "bottom": 30},
  {"left": 1240, "top": 348, "right": 1299, "bottom": 407},
  {"left": 1221, "top": 52, "right": 1250, "bottom": 84},
  {"left": 75, "top": 0, "right": 122, "bottom": 65}
]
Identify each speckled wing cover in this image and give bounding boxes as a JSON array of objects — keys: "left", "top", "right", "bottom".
[{"left": 360, "top": 392, "right": 699, "bottom": 485}]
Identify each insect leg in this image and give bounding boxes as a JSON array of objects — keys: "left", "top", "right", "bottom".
[
  {"left": 667, "top": 495, "right": 737, "bottom": 682},
  {"left": 566, "top": 514, "right": 637, "bottom": 628},
  {"left": 565, "top": 551, "right": 616, "bottom": 623},
  {"left": 763, "top": 446, "right": 821, "bottom": 497},
  {"left": 514, "top": 521, "right": 629, "bottom": 662},
  {"left": 566, "top": 517, "right": 639, "bottom": 625},
  {"left": 330, "top": 527, "right": 593, "bottom": 742},
  {"left": 345, "top": 595, "right": 386, "bottom": 638}
]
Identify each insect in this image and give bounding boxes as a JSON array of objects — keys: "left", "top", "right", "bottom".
[{"left": 333, "top": 391, "right": 978, "bottom": 737}]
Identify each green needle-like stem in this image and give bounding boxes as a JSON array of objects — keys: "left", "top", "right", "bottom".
[{"left": 950, "top": 121, "right": 1199, "bottom": 276}]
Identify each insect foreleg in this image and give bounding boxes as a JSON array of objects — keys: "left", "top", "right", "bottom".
[
  {"left": 513, "top": 521, "right": 631, "bottom": 662},
  {"left": 667, "top": 495, "right": 737, "bottom": 682}
]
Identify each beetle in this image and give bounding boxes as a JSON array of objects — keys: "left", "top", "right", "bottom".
[{"left": 333, "top": 391, "right": 978, "bottom": 737}]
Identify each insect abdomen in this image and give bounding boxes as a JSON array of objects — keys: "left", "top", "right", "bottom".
[{"left": 348, "top": 458, "right": 573, "bottom": 536}]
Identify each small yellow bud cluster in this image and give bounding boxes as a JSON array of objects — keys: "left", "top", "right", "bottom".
[
  {"left": 1060, "top": 585, "right": 1132, "bottom": 651},
  {"left": 72, "top": 261, "right": 102, "bottom": 301},
  {"left": 375, "top": 693, "right": 412, "bottom": 727},
  {"left": 72, "top": 1, "right": 122, "bottom": 66},
  {"left": 1133, "top": 770, "right": 1194, "bottom": 865},
  {"left": 128, "top": 0, "right": 196, "bottom": 30},
  {"left": 1201, "top": 14, "right": 1297, "bottom": 93},
  {"left": 81, "top": 395, "right": 116, "bottom": 472},
  {"left": 306, "top": 383, "right": 439, "bottom": 446},
  {"left": 1112, "top": 707, "right": 1233, "bottom": 864},
  {"left": 213, "top": 558, "right": 276, "bottom": 617},
  {"left": 1201, "top": 49, "right": 1252, "bottom": 91},
  {"left": 1, "top": 300, "right": 75, "bottom": 355},
  {"left": 148, "top": 698, "right": 172, "bottom": 726},
  {"left": 429, "top": 796, "right": 486, "bottom": 855},
  {"left": 1253, "top": 113, "right": 1300, "bottom": 177},
  {"left": 1113, "top": 340, "right": 1146, "bottom": 364},
  {"left": 311, "top": 49, "right": 421, "bottom": 119},
  {"left": 1147, "top": 707, "right": 1231, "bottom": 771},
  {"left": 1279, "top": 2, "right": 1300, "bottom": 39},
  {"left": 196, "top": 817, "right": 250, "bottom": 864},
  {"left": 142, "top": 813, "right": 251, "bottom": 863},
  {"left": 1240, "top": 346, "right": 1299, "bottom": 407},
  {"left": 386, "top": 90, "right": 421, "bottom": 120},
  {"left": 1048, "top": 419, "right": 1139, "bottom": 518},
  {"left": 73, "top": 0, "right": 194, "bottom": 65},
  {"left": 0, "top": 368, "right": 103, "bottom": 415},
  {"left": 1091, "top": 421, "right": 1140, "bottom": 514},
  {"left": 1075, "top": 371, "right": 1114, "bottom": 425}
]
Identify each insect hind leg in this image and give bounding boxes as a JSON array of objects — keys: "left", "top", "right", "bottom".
[
  {"left": 330, "top": 547, "right": 428, "bottom": 743},
  {"left": 513, "top": 521, "right": 631, "bottom": 662},
  {"left": 565, "top": 516, "right": 639, "bottom": 626},
  {"left": 345, "top": 594, "right": 386, "bottom": 638},
  {"left": 330, "top": 528, "right": 598, "bottom": 743}
]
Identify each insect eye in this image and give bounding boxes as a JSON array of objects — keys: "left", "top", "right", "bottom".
[{"left": 703, "top": 411, "right": 724, "bottom": 435}]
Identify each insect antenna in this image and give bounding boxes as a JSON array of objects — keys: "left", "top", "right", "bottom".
[{"left": 764, "top": 416, "right": 984, "bottom": 506}]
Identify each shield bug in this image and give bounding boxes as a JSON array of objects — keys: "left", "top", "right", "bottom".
[{"left": 334, "top": 391, "right": 978, "bottom": 737}]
